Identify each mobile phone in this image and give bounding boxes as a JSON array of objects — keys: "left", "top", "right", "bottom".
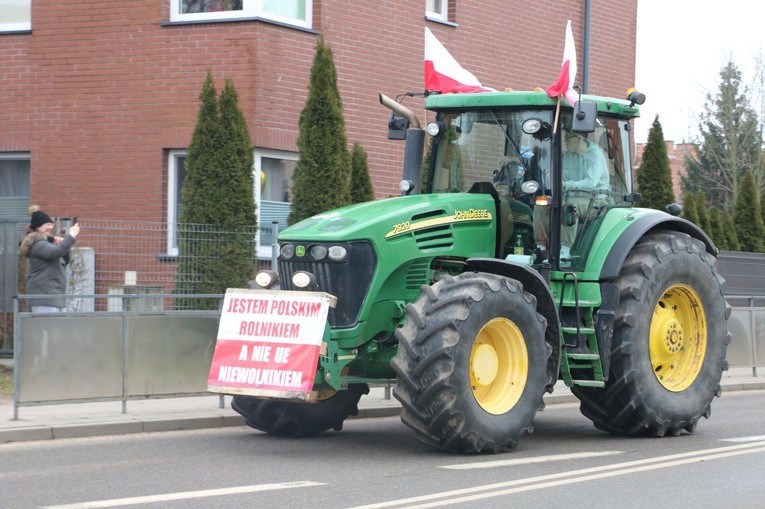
[{"left": 72, "top": 216, "right": 78, "bottom": 225}]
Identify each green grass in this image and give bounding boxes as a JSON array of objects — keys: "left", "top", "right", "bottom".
[{"left": 0, "top": 366, "right": 12, "bottom": 396}]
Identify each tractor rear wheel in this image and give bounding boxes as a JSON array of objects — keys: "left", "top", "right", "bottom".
[
  {"left": 231, "top": 383, "right": 369, "bottom": 437},
  {"left": 391, "top": 272, "right": 550, "bottom": 453},
  {"left": 573, "top": 231, "right": 730, "bottom": 436}
]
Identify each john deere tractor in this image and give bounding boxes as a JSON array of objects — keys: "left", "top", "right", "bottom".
[{"left": 232, "top": 88, "right": 729, "bottom": 453}]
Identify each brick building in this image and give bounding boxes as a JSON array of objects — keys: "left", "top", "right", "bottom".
[{"left": 1, "top": 1, "right": 638, "bottom": 255}]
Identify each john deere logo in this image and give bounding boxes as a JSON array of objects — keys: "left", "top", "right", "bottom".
[{"left": 295, "top": 245, "right": 306, "bottom": 257}]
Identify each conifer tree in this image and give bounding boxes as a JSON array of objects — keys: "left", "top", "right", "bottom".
[
  {"left": 732, "top": 170, "right": 764, "bottom": 252},
  {"left": 721, "top": 211, "right": 740, "bottom": 251},
  {"left": 350, "top": 142, "right": 375, "bottom": 203},
  {"left": 288, "top": 38, "right": 351, "bottom": 225},
  {"left": 681, "top": 60, "right": 761, "bottom": 209},
  {"left": 681, "top": 192, "right": 699, "bottom": 226},
  {"left": 636, "top": 116, "right": 675, "bottom": 209},
  {"left": 176, "top": 71, "right": 257, "bottom": 309},
  {"left": 695, "top": 192, "right": 712, "bottom": 234},
  {"left": 708, "top": 206, "right": 724, "bottom": 250}
]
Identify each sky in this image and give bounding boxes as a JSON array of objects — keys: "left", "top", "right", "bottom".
[{"left": 634, "top": 0, "right": 765, "bottom": 144}]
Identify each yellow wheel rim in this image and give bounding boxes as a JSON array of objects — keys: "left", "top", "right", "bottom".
[
  {"left": 649, "top": 284, "right": 707, "bottom": 392},
  {"left": 470, "top": 317, "right": 528, "bottom": 414}
]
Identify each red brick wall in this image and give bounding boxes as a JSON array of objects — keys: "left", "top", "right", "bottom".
[{"left": 1, "top": 0, "right": 637, "bottom": 219}]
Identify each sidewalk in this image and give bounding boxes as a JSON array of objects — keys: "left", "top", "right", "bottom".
[{"left": 1, "top": 360, "right": 763, "bottom": 445}]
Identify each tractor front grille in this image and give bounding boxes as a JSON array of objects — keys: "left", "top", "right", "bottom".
[{"left": 277, "top": 240, "right": 376, "bottom": 328}]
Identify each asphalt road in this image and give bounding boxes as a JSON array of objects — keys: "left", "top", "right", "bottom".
[{"left": 2, "top": 390, "right": 764, "bottom": 509}]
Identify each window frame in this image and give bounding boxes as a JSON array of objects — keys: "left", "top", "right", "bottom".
[
  {"left": 0, "top": 0, "right": 31, "bottom": 33},
  {"left": 168, "top": 0, "right": 312, "bottom": 29},
  {"left": 167, "top": 150, "right": 186, "bottom": 256},
  {"left": 425, "top": 0, "right": 448, "bottom": 22},
  {"left": 254, "top": 148, "right": 297, "bottom": 258}
]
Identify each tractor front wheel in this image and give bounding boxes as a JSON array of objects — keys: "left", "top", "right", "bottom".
[
  {"left": 391, "top": 272, "right": 550, "bottom": 453},
  {"left": 231, "top": 383, "right": 369, "bottom": 437}
]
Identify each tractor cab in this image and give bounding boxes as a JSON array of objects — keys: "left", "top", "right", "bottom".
[{"left": 422, "top": 92, "right": 637, "bottom": 271}]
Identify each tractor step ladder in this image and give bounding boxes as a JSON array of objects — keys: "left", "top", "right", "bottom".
[{"left": 558, "top": 272, "right": 605, "bottom": 388}]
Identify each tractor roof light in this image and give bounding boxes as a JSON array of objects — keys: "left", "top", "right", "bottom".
[
  {"left": 426, "top": 120, "right": 446, "bottom": 137},
  {"left": 627, "top": 87, "right": 646, "bottom": 107}
]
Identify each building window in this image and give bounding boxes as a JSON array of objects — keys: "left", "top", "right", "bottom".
[
  {"left": 167, "top": 151, "right": 187, "bottom": 256},
  {"left": 0, "top": 0, "right": 31, "bottom": 32},
  {"left": 0, "top": 153, "right": 30, "bottom": 217},
  {"left": 426, "top": 0, "right": 447, "bottom": 21},
  {"left": 255, "top": 150, "right": 296, "bottom": 258},
  {"left": 170, "top": 0, "right": 312, "bottom": 29},
  {"left": 167, "top": 149, "right": 296, "bottom": 257}
]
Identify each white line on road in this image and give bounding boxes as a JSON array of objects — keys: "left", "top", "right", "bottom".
[
  {"left": 440, "top": 450, "right": 623, "bottom": 469},
  {"left": 721, "top": 435, "right": 765, "bottom": 442},
  {"left": 348, "top": 441, "right": 765, "bottom": 509},
  {"left": 42, "top": 481, "right": 326, "bottom": 509}
]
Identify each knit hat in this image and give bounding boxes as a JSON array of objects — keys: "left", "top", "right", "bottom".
[{"left": 29, "top": 205, "right": 53, "bottom": 229}]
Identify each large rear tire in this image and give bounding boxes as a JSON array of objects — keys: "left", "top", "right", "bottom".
[
  {"left": 391, "top": 272, "right": 550, "bottom": 453},
  {"left": 572, "top": 231, "right": 730, "bottom": 436},
  {"left": 231, "top": 383, "right": 369, "bottom": 437}
]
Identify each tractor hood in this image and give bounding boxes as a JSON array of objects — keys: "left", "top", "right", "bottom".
[{"left": 280, "top": 193, "right": 499, "bottom": 247}]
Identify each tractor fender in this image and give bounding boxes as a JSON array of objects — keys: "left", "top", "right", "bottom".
[
  {"left": 599, "top": 213, "right": 717, "bottom": 281},
  {"left": 466, "top": 257, "right": 561, "bottom": 391}
]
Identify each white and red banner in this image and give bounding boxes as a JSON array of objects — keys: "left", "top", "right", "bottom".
[
  {"left": 208, "top": 289, "right": 333, "bottom": 399},
  {"left": 424, "top": 27, "right": 494, "bottom": 94},
  {"left": 546, "top": 20, "right": 578, "bottom": 106}
]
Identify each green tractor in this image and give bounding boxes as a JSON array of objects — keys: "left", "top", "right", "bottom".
[{"left": 232, "top": 89, "right": 729, "bottom": 453}]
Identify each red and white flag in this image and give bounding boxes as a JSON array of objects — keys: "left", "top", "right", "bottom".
[
  {"left": 546, "top": 20, "right": 578, "bottom": 106},
  {"left": 424, "top": 27, "right": 493, "bottom": 94}
]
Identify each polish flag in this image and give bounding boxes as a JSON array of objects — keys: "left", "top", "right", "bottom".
[
  {"left": 424, "top": 27, "right": 494, "bottom": 94},
  {"left": 546, "top": 20, "right": 578, "bottom": 106}
]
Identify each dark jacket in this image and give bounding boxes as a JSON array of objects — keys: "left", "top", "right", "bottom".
[{"left": 19, "top": 232, "right": 76, "bottom": 309}]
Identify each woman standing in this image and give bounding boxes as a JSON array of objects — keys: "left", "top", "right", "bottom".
[{"left": 19, "top": 205, "right": 80, "bottom": 312}]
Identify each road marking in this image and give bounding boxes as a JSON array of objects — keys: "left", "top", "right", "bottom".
[
  {"left": 440, "top": 450, "right": 622, "bottom": 469},
  {"left": 721, "top": 435, "right": 765, "bottom": 442},
  {"left": 42, "top": 481, "right": 325, "bottom": 509},
  {"left": 348, "top": 441, "right": 765, "bottom": 509}
]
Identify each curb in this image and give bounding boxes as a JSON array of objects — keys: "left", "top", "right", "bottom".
[{"left": 1, "top": 384, "right": 762, "bottom": 445}]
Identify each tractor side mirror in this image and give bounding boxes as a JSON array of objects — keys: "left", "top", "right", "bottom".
[
  {"left": 387, "top": 112, "right": 409, "bottom": 140},
  {"left": 571, "top": 100, "right": 597, "bottom": 133}
]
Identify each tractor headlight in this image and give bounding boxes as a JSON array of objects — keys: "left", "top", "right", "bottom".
[
  {"left": 292, "top": 271, "right": 317, "bottom": 289},
  {"left": 280, "top": 243, "right": 295, "bottom": 259},
  {"left": 253, "top": 270, "right": 278, "bottom": 289},
  {"left": 327, "top": 245, "right": 348, "bottom": 261},
  {"left": 309, "top": 244, "right": 328, "bottom": 260}
]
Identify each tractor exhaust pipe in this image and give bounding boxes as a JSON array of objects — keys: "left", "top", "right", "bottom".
[{"left": 379, "top": 93, "right": 424, "bottom": 195}]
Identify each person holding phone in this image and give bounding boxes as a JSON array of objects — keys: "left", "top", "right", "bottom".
[{"left": 19, "top": 206, "right": 81, "bottom": 312}]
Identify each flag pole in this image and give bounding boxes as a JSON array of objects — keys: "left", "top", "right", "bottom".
[{"left": 552, "top": 96, "right": 561, "bottom": 134}]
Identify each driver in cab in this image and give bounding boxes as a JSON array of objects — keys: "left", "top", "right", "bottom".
[{"left": 559, "top": 130, "right": 609, "bottom": 259}]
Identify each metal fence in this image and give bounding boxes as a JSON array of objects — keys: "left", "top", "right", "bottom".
[
  {"left": 1, "top": 218, "right": 279, "bottom": 351},
  {"left": 11, "top": 295, "right": 223, "bottom": 418}
]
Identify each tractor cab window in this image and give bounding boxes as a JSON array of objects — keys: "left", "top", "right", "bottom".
[{"left": 428, "top": 110, "right": 554, "bottom": 202}]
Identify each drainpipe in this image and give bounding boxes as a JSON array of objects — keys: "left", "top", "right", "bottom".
[{"left": 582, "top": 0, "right": 591, "bottom": 94}]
